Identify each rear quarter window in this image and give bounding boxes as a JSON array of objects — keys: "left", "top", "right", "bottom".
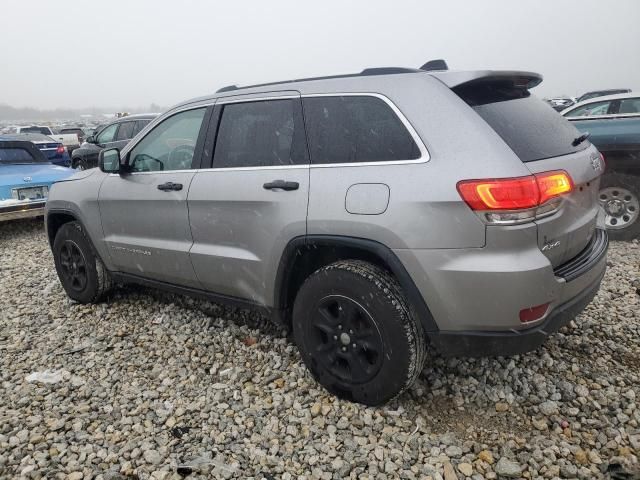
[{"left": 302, "top": 95, "right": 421, "bottom": 164}]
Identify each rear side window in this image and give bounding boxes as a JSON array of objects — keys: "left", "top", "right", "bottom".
[
  {"left": 213, "top": 99, "right": 307, "bottom": 168},
  {"left": 618, "top": 98, "right": 640, "bottom": 114},
  {"left": 303, "top": 95, "right": 420, "bottom": 164},
  {"left": 455, "top": 82, "right": 588, "bottom": 162},
  {"left": 565, "top": 100, "right": 613, "bottom": 117},
  {"left": 133, "top": 120, "right": 151, "bottom": 136},
  {"left": 0, "top": 148, "right": 36, "bottom": 163},
  {"left": 115, "top": 121, "right": 135, "bottom": 141}
]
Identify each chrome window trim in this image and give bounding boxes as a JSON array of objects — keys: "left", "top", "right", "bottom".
[
  {"left": 301, "top": 92, "right": 430, "bottom": 168},
  {"left": 117, "top": 92, "right": 431, "bottom": 174}
]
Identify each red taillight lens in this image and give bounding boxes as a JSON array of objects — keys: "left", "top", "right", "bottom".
[
  {"left": 519, "top": 303, "right": 550, "bottom": 323},
  {"left": 535, "top": 171, "right": 573, "bottom": 205},
  {"left": 457, "top": 171, "right": 573, "bottom": 211},
  {"left": 457, "top": 176, "right": 539, "bottom": 210},
  {"left": 56, "top": 145, "right": 65, "bottom": 155}
]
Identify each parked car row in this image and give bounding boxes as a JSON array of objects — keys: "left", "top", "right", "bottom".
[{"left": 545, "top": 88, "right": 632, "bottom": 112}]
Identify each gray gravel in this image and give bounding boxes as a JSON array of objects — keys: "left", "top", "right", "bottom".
[{"left": 1, "top": 219, "right": 639, "bottom": 479}]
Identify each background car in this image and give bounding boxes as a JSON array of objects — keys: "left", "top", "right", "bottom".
[
  {"left": 58, "top": 127, "right": 86, "bottom": 145},
  {"left": 0, "top": 133, "right": 72, "bottom": 167},
  {"left": 546, "top": 96, "right": 576, "bottom": 111},
  {"left": 0, "top": 139, "right": 74, "bottom": 221},
  {"left": 71, "top": 114, "right": 156, "bottom": 170},
  {"left": 15, "top": 125, "right": 80, "bottom": 155},
  {"left": 564, "top": 93, "right": 640, "bottom": 239},
  {"left": 576, "top": 88, "right": 631, "bottom": 103}
]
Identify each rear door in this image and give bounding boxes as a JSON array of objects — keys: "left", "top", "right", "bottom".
[
  {"left": 188, "top": 92, "right": 309, "bottom": 305},
  {"left": 98, "top": 107, "right": 209, "bottom": 287},
  {"left": 459, "top": 85, "right": 603, "bottom": 266}
]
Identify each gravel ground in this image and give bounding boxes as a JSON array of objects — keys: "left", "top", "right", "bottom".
[{"left": 1, "top": 219, "right": 639, "bottom": 480}]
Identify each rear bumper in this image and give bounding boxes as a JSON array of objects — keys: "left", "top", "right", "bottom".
[
  {"left": 428, "top": 265, "right": 605, "bottom": 356},
  {"left": 0, "top": 201, "right": 46, "bottom": 221},
  {"left": 395, "top": 227, "right": 608, "bottom": 356}
]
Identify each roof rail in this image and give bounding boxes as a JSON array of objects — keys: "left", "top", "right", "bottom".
[
  {"left": 216, "top": 85, "right": 238, "bottom": 93},
  {"left": 420, "top": 59, "right": 449, "bottom": 71}
]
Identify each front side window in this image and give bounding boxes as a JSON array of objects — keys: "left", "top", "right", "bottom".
[
  {"left": 115, "top": 122, "right": 135, "bottom": 141},
  {"left": 302, "top": 95, "right": 421, "bottom": 164},
  {"left": 565, "top": 100, "right": 613, "bottom": 117},
  {"left": 213, "top": 99, "right": 307, "bottom": 168},
  {"left": 97, "top": 124, "right": 118, "bottom": 144},
  {"left": 129, "top": 108, "right": 206, "bottom": 172}
]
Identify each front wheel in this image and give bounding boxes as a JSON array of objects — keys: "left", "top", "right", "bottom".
[
  {"left": 599, "top": 173, "right": 640, "bottom": 241},
  {"left": 53, "top": 221, "right": 113, "bottom": 303},
  {"left": 292, "top": 260, "right": 427, "bottom": 405}
]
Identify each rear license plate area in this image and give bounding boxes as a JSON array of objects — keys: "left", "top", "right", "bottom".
[{"left": 14, "top": 186, "right": 48, "bottom": 201}]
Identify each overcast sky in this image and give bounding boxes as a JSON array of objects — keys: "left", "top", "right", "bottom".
[{"left": 1, "top": 0, "right": 639, "bottom": 110}]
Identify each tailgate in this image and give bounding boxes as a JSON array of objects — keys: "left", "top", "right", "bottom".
[{"left": 525, "top": 147, "right": 603, "bottom": 267}]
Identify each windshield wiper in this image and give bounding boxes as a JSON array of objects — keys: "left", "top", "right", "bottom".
[{"left": 572, "top": 132, "right": 591, "bottom": 147}]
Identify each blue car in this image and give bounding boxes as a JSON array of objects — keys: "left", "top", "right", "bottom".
[
  {"left": 0, "top": 133, "right": 72, "bottom": 167},
  {"left": 0, "top": 139, "right": 75, "bottom": 221}
]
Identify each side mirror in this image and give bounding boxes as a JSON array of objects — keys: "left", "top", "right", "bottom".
[
  {"left": 86, "top": 135, "right": 96, "bottom": 144},
  {"left": 99, "top": 148, "right": 122, "bottom": 173}
]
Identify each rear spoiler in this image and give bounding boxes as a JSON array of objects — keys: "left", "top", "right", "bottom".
[{"left": 428, "top": 70, "right": 543, "bottom": 90}]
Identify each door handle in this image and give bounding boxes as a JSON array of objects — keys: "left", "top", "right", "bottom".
[
  {"left": 157, "top": 182, "right": 183, "bottom": 191},
  {"left": 263, "top": 180, "right": 299, "bottom": 191}
]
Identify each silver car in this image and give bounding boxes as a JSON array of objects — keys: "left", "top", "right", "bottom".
[{"left": 45, "top": 64, "right": 608, "bottom": 405}]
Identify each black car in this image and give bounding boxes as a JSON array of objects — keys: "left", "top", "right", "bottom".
[{"left": 71, "top": 114, "right": 156, "bottom": 170}]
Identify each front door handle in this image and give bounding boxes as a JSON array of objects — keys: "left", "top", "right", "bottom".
[
  {"left": 157, "top": 182, "right": 183, "bottom": 192},
  {"left": 263, "top": 180, "right": 299, "bottom": 191}
]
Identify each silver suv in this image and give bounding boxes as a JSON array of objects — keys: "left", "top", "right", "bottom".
[{"left": 45, "top": 64, "right": 608, "bottom": 405}]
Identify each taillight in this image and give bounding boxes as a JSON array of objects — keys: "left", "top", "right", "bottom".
[
  {"left": 457, "top": 170, "right": 573, "bottom": 224},
  {"left": 535, "top": 171, "right": 573, "bottom": 205},
  {"left": 56, "top": 145, "right": 65, "bottom": 155}
]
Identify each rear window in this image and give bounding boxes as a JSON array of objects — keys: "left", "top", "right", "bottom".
[
  {"left": 0, "top": 148, "right": 37, "bottom": 163},
  {"left": 303, "top": 95, "right": 421, "bottom": 164},
  {"left": 455, "top": 82, "right": 588, "bottom": 162},
  {"left": 21, "top": 127, "right": 50, "bottom": 135}
]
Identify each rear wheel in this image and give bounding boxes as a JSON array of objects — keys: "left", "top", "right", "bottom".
[
  {"left": 599, "top": 173, "right": 640, "bottom": 240},
  {"left": 53, "top": 221, "right": 112, "bottom": 303},
  {"left": 292, "top": 260, "right": 427, "bottom": 405}
]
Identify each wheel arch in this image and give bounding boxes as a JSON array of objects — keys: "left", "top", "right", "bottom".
[
  {"left": 46, "top": 209, "right": 79, "bottom": 247},
  {"left": 273, "top": 235, "right": 439, "bottom": 333}
]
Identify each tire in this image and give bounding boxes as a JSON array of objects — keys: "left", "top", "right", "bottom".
[
  {"left": 292, "top": 260, "right": 427, "bottom": 405},
  {"left": 52, "top": 221, "right": 112, "bottom": 303},
  {"left": 74, "top": 158, "right": 88, "bottom": 171},
  {"left": 599, "top": 173, "right": 640, "bottom": 241}
]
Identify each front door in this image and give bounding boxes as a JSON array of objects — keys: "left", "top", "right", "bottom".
[
  {"left": 98, "top": 107, "right": 209, "bottom": 287},
  {"left": 188, "top": 93, "right": 309, "bottom": 305}
]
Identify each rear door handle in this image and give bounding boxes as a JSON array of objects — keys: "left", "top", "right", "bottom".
[
  {"left": 263, "top": 180, "right": 299, "bottom": 191},
  {"left": 157, "top": 182, "right": 183, "bottom": 191}
]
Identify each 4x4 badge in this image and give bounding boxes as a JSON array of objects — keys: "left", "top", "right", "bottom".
[{"left": 590, "top": 154, "right": 602, "bottom": 172}]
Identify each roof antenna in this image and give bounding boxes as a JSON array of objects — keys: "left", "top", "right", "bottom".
[{"left": 420, "top": 59, "right": 449, "bottom": 71}]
